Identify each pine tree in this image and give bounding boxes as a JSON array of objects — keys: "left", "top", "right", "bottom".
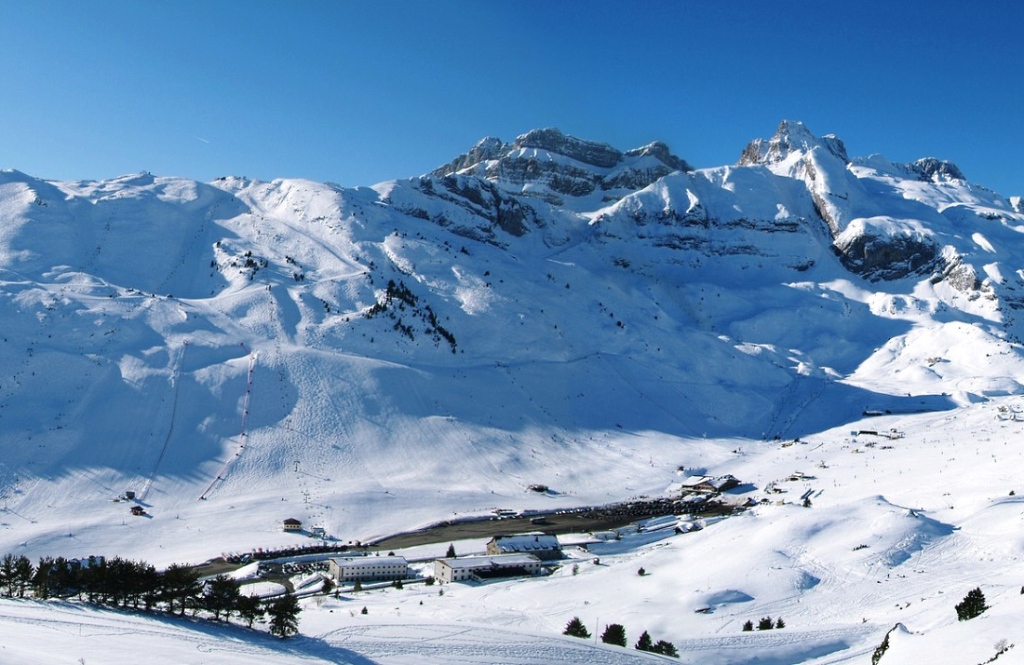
[
  {"left": 742, "top": 620, "right": 754, "bottom": 631},
  {"left": 757, "top": 616, "right": 774, "bottom": 630},
  {"left": 955, "top": 587, "right": 988, "bottom": 621},
  {"left": 563, "top": 616, "right": 591, "bottom": 639},
  {"left": 13, "top": 555, "right": 33, "bottom": 598},
  {"left": 775, "top": 617, "right": 785, "bottom": 629},
  {"left": 203, "top": 574, "right": 241, "bottom": 621},
  {"left": 267, "top": 592, "right": 301, "bottom": 638},
  {"left": 600, "top": 623, "right": 627, "bottom": 647},
  {"left": 0, "top": 554, "right": 16, "bottom": 597},
  {"left": 652, "top": 640, "right": 679, "bottom": 658},
  {"left": 161, "top": 563, "right": 202, "bottom": 616},
  {"left": 446, "top": 544, "right": 457, "bottom": 558},
  {"left": 236, "top": 594, "right": 265, "bottom": 628},
  {"left": 634, "top": 630, "right": 653, "bottom": 651}
]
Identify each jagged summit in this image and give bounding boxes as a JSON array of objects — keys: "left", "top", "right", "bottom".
[
  {"left": 512, "top": 128, "right": 623, "bottom": 168},
  {"left": 738, "top": 119, "right": 849, "bottom": 166},
  {"left": 430, "top": 128, "right": 691, "bottom": 204},
  {"left": 906, "top": 157, "right": 966, "bottom": 183}
]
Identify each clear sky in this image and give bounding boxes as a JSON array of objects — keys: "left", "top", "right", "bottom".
[{"left": 2, "top": 1, "right": 1022, "bottom": 196}]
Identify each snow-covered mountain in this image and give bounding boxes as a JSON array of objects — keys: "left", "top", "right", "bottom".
[{"left": 3, "top": 121, "right": 1024, "bottom": 663}]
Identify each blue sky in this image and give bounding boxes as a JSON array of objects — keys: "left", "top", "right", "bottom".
[{"left": 2, "top": 1, "right": 1022, "bottom": 196}]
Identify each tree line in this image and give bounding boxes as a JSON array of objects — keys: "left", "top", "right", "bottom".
[
  {"left": 0, "top": 553, "right": 301, "bottom": 638},
  {"left": 563, "top": 617, "right": 678, "bottom": 657}
]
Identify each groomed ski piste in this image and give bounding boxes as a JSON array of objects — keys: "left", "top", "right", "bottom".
[{"left": 2, "top": 123, "right": 1024, "bottom": 662}]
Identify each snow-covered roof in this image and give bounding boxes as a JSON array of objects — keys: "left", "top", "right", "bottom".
[
  {"left": 330, "top": 555, "right": 408, "bottom": 568},
  {"left": 490, "top": 534, "right": 560, "bottom": 552},
  {"left": 438, "top": 554, "right": 541, "bottom": 571}
]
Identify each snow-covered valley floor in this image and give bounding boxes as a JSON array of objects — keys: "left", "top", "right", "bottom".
[{"left": 4, "top": 400, "right": 1024, "bottom": 664}]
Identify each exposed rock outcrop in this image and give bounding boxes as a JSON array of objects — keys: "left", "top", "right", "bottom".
[
  {"left": 431, "top": 128, "right": 690, "bottom": 202},
  {"left": 738, "top": 120, "right": 849, "bottom": 167},
  {"left": 833, "top": 228, "right": 939, "bottom": 281},
  {"left": 906, "top": 157, "right": 966, "bottom": 183}
]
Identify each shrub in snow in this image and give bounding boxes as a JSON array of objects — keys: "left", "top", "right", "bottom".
[{"left": 757, "top": 616, "right": 774, "bottom": 630}]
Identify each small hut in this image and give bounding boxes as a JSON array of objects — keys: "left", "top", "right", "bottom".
[{"left": 282, "top": 518, "right": 303, "bottom": 532}]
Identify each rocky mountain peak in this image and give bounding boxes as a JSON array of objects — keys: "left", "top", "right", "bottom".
[
  {"left": 430, "top": 129, "right": 689, "bottom": 204},
  {"left": 906, "top": 157, "right": 966, "bottom": 183},
  {"left": 624, "top": 141, "right": 691, "bottom": 172},
  {"left": 739, "top": 120, "right": 849, "bottom": 166},
  {"left": 511, "top": 128, "right": 623, "bottom": 168}
]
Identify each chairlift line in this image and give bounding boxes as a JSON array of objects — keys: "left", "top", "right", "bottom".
[{"left": 198, "top": 350, "right": 258, "bottom": 501}]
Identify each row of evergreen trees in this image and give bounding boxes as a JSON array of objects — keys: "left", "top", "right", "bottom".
[
  {"left": 563, "top": 617, "right": 678, "bottom": 657},
  {"left": 0, "top": 553, "right": 301, "bottom": 638},
  {"left": 742, "top": 616, "right": 785, "bottom": 631}
]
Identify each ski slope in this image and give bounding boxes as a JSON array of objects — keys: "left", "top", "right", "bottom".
[{"left": 2, "top": 122, "right": 1024, "bottom": 662}]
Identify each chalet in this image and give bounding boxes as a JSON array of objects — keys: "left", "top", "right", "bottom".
[
  {"left": 434, "top": 553, "right": 543, "bottom": 584},
  {"left": 130, "top": 505, "right": 146, "bottom": 516},
  {"left": 486, "top": 533, "right": 562, "bottom": 561},
  {"left": 282, "top": 518, "right": 303, "bottom": 532},
  {"left": 328, "top": 555, "right": 408, "bottom": 582}
]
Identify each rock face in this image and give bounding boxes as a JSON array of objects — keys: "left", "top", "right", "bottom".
[
  {"left": 906, "top": 158, "right": 966, "bottom": 183},
  {"left": 738, "top": 120, "right": 849, "bottom": 167},
  {"left": 432, "top": 128, "right": 691, "bottom": 204},
  {"left": 833, "top": 228, "right": 939, "bottom": 281}
]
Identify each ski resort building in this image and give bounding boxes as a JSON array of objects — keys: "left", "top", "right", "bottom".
[
  {"left": 282, "top": 518, "right": 303, "bottom": 532},
  {"left": 679, "top": 474, "right": 740, "bottom": 493},
  {"left": 486, "top": 534, "right": 562, "bottom": 561},
  {"left": 328, "top": 556, "right": 409, "bottom": 582},
  {"left": 434, "top": 553, "right": 544, "bottom": 584}
]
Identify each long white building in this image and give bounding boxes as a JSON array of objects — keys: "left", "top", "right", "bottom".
[
  {"left": 328, "top": 555, "right": 409, "bottom": 582},
  {"left": 434, "top": 553, "right": 543, "bottom": 583}
]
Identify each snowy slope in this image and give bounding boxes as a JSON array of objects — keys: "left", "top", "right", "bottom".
[{"left": 2, "top": 121, "right": 1024, "bottom": 662}]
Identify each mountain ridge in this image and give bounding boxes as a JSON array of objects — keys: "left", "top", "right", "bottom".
[{"left": 1, "top": 120, "right": 1023, "bottom": 566}]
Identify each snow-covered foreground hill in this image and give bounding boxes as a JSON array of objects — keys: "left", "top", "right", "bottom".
[{"left": 2, "top": 121, "right": 1024, "bottom": 662}]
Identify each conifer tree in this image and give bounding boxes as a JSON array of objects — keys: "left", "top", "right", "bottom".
[
  {"left": 268, "top": 592, "right": 301, "bottom": 638},
  {"left": 652, "top": 640, "right": 679, "bottom": 658},
  {"left": 236, "top": 594, "right": 265, "bottom": 628},
  {"left": 600, "top": 623, "right": 627, "bottom": 647},
  {"left": 563, "top": 616, "right": 591, "bottom": 639},
  {"left": 955, "top": 587, "right": 988, "bottom": 621},
  {"left": 203, "top": 574, "right": 241, "bottom": 621},
  {"left": 635, "top": 630, "right": 653, "bottom": 651}
]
